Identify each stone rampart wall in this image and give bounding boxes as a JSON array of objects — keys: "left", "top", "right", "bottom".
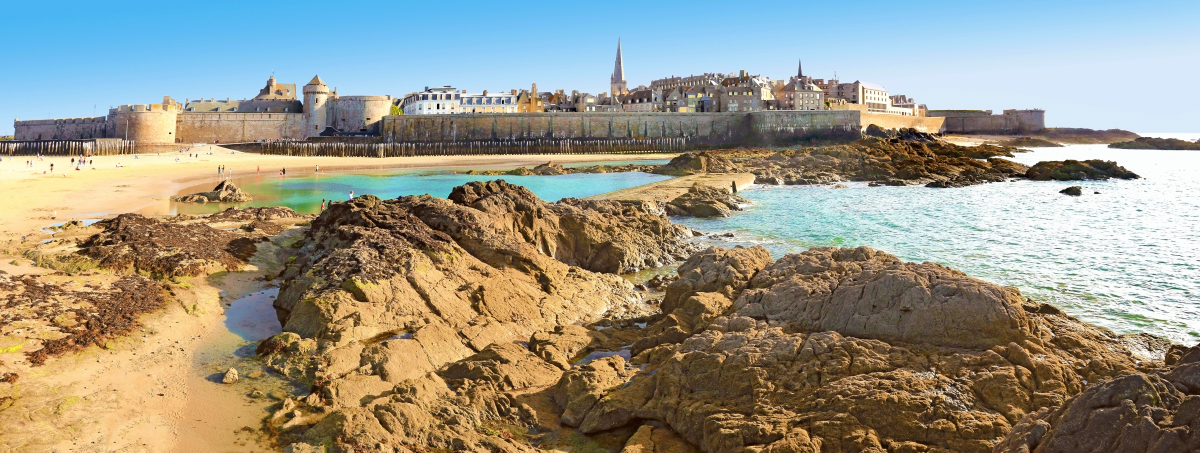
[
  {"left": 860, "top": 113, "right": 946, "bottom": 134},
  {"left": 175, "top": 113, "right": 305, "bottom": 143},
  {"left": 14, "top": 117, "right": 110, "bottom": 141},
  {"left": 381, "top": 111, "right": 860, "bottom": 147}
]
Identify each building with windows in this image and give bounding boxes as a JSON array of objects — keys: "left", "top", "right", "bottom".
[
  {"left": 460, "top": 90, "right": 518, "bottom": 114},
  {"left": 516, "top": 84, "right": 546, "bottom": 113},
  {"left": 619, "top": 89, "right": 662, "bottom": 112},
  {"left": 401, "top": 86, "right": 462, "bottom": 115}
]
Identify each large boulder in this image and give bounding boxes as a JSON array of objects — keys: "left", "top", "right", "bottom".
[
  {"left": 654, "top": 152, "right": 743, "bottom": 176},
  {"left": 448, "top": 180, "right": 699, "bottom": 274},
  {"left": 736, "top": 246, "right": 1032, "bottom": 349},
  {"left": 665, "top": 184, "right": 749, "bottom": 218},
  {"left": 172, "top": 180, "right": 253, "bottom": 203}
]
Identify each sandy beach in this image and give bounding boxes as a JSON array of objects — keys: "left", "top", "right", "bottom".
[
  {"left": 0, "top": 146, "right": 678, "bottom": 241},
  {"left": 0, "top": 147, "right": 676, "bottom": 452}
]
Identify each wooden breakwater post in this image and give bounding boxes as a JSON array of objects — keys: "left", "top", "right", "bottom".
[{"left": 0, "top": 139, "right": 137, "bottom": 156}]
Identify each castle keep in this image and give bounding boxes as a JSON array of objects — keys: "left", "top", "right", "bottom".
[{"left": 12, "top": 76, "right": 391, "bottom": 144}]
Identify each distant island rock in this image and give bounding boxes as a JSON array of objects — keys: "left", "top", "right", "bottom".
[
  {"left": 1026, "top": 159, "right": 1140, "bottom": 180},
  {"left": 171, "top": 180, "right": 253, "bottom": 203},
  {"left": 1060, "top": 186, "right": 1083, "bottom": 196},
  {"left": 1032, "top": 127, "right": 1140, "bottom": 144},
  {"left": 999, "top": 136, "right": 1063, "bottom": 148},
  {"left": 1108, "top": 137, "right": 1200, "bottom": 150}
]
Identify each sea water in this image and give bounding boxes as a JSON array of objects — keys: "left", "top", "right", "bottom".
[
  {"left": 171, "top": 160, "right": 672, "bottom": 216},
  {"left": 677, "top": 139, "right": 1200, "bottom": 343}
]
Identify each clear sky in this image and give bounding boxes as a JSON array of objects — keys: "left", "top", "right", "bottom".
[{"left": 3, "top": 0, "right": 1198, "bottom": 135}]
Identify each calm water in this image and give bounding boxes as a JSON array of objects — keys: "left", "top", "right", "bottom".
[
  {"left": 678, "top": 138, "right": 1200, "bottom": 343},
  {"left": 172, "top": 160, "right": 671, "bottom": 216}
]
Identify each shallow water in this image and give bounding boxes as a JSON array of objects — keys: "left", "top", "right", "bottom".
[
  {"left": 678, "top": 142, "right": 1200, "bottom": 343},
  {"left": 171, "top": 159, "right": 671, "bottom": 216}
]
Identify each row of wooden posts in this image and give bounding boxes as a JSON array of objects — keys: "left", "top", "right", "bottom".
[
  {"left": 255, "top": 137, "right": 692, "bottom": 158},
  {"left": 0, "top": 139, "right": 139, "bottom": 156}
]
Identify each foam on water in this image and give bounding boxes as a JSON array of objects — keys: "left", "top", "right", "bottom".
[{"left": 677, "top": 144, "right": 1200, "bottom": 343}]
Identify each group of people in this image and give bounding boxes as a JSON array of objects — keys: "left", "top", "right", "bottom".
[{"left": 317, "top": 191, "right": 356, "bottom": 211}]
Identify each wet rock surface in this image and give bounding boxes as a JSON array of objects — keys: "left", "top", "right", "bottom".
[
  {"left": 77, "top": 209, "right": 306, "bottom": 278},
  {"left": 0, "top": 270, "right": 166, "bottom": 366},
  {"left": 1060, "top": 186, "right": 1083, "bottom": 196},
  {"left": 172, "top": 180, "right": 253, "bottom": 203}
]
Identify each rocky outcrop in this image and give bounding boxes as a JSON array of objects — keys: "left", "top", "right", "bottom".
[
  {"left": 995, "top": 346, "right": 1200, "bottom": 452},
  {"left": 1026, "top": 160, "right": 1140, "bottom": 181},
  {"left": 462, "top": 161, "right": 659, "bottom": 176},
  {"left": 563, "top": 246, "right": 1157, "bottom": 453},
  {"left": 448, "top": 180, "right": 699, "bottom": 274},
  {"left": 863, "top": 125, "right": 941, "bottom": 143},
  {"left": 654, "top": 152, "right": 743, "bottom": 176},
  {"left": 171, "top": 180, "right": 253, "bottom": 203},
  {"left": 664, "top": 184, "right": 749, "bottom": 218},
  {"left": 735, "top": 138, "right": 1030, "bottom": 187},
  {"left": 1108, "top": 136, "right": 1200, "bottom": 150},
  {"left": 1060, "top": 186, "right": 1083, "bottom": 196}
]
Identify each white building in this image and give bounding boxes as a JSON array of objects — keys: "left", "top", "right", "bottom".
[
  {"left": 460, "top": 90, "right": 518, "bottom": 114},
  {"left": 402, "top": 86, "right": 461, "bottom": 115}
]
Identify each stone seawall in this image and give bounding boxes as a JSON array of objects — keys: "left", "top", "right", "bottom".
[
  {"left": 175, "top": 113, "right": 305, "bottom": 143},
  {"left": 381, "top": 111, "right": 861, "bottom": 147},
  {"left": 859, "top": 112, "right": 945, "bottom": 134}
]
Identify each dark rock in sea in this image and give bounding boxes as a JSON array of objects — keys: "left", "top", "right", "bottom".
[
  {"left": 1108, "top": 136, "right": 1200, "bottom": 150},
  {"left": 1060, "top": 186, "right": 1083, "bottom": 196},
  {"left": 1000, "top": 136, "right": 1064, "bottom": 148},
  {"left": 1034, "top": 127, "right": 1140, "bottom": 144},
  {"left": 862, "top": 124, "right": 941, "bottom": 143},
  {"left": 171, "top": 180, "right": 252, "bottom": 203},
  {"left": 1027, "top": 160, "right": 1140, "bottom": 181},
  {"left": 736, "top": 137, "right": 1028, "bottom": 188}
]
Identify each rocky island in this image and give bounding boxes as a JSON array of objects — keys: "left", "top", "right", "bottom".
[
  {"left": 1109, "top": 137, "right": 1200, "bottom": 150},
  {"left": 172, "top": 180, "right": 254, "bottom": 203}
]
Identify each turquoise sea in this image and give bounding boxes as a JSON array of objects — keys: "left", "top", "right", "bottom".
[
  {"left": 181, "top": 136, "right": 1200, "bottom": 343},
  {"left": 170, "top": 159, "right": 672, "bottom": 216},
  {"left": 678, "top": 134, "right": 1200, "bottom": 343}
]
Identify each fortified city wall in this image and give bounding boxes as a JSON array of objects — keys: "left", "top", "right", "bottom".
[
  {"left": 927, "top": 109, "right": 1045, "bottom": 134},
  {"left": 175, "top": 113, "right": 305, "bottom": 143},
  {"left": 13, "top": 116, "right": 109, "bottom": 141}
]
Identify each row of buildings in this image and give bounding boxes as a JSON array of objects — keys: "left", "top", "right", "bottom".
[{"left": 396, "top": 40, "right": 926, "bottom": 117}]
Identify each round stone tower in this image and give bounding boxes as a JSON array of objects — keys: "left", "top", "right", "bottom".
[
  {"left": 110, "top": 102, "right": 180, "bottom": 144},
  {"left": 303, "top": 75, "right": 331, "bottom": 137}
]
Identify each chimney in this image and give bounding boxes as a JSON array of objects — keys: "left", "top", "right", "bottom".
[{"left": 483, "top": 90, "right": 488, "bottom": 96}]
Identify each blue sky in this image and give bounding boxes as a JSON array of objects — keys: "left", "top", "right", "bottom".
[{"left": 3, "top": 0, "right": 1198, "bottom": 134}]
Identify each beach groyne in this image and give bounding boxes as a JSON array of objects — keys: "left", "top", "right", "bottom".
[{"left": 0, "top": 139, "right": 139, "bottom": 156}]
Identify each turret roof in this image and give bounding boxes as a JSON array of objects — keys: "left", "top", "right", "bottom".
[{"left": 307, "top": 75, "right": 327, "bottom": 86}]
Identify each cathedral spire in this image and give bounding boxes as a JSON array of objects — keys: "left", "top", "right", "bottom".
[
  {"left": 610, "top": 38, "right": 628, "bottom": 96},
  {"left": 797, "top": 58, "right": 803, "bottom": 79},
  {"left": 612, "top": 39, "right": 625, "bottom": 84}
]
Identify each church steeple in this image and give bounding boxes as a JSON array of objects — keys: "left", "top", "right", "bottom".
[
  {"left": 610, "top": 39, "right": 628, "bottom": 96},
  {"left": 797, "top": 58, "right": 803, "bottom": 79}
]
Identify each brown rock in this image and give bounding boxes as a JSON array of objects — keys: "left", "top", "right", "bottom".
[
  {"left": 172, "top": 180, "right": 253, "bottom": 203},
  {"left": 665, "top": 183, "right": 749, "bottom": 218}
]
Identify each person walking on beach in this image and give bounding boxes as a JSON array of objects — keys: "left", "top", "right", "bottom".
[
  {"left": 49, "top": 163, "right": 53, "bottom": 173},
  {"left": 315, "top": 165, "right": 319, "bottom": 173}
]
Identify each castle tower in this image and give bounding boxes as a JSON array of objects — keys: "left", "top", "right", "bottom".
[
  {"left": 303, "top": 75, "right": 331, "bottom": 137},
  {"left": 610, "top": 39, "right": 628, "bottom": 96}
]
